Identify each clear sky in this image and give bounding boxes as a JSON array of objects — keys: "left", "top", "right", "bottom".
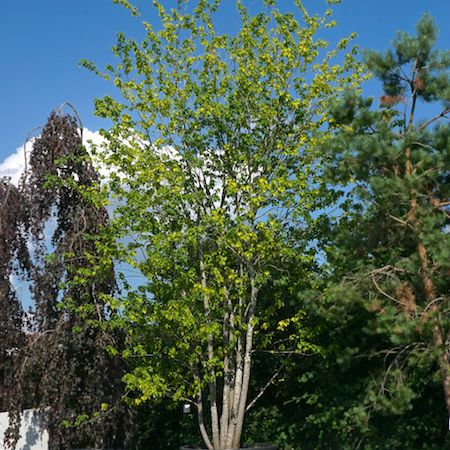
[{"left": 1, "top": 0, "right": 449, "bottom": 165}]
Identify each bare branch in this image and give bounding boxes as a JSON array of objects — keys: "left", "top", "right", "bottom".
[
  {"left": 370, "top": 273, "right": 408, "bottom": 307},
  {"left": 246, "top": 360, "right": 289, "bottom": 412},
  {"left": 418, "top": 108, "right": 450, "bottom": 132}
]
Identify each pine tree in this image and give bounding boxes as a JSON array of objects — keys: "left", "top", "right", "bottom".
[{"left": 312, "top": 13, "right": 449, "bottom": 447}]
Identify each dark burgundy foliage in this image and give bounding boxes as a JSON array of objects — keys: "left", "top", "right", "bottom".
[
  {"left": 0, "top": 180, "right": 28, "bottom": 413},
  {"left": 0, "top": 110, "right": 131, "bottom": 450}
]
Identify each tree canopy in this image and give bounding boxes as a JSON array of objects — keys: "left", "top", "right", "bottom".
[{"left": 83, "top": 0, "right": 363, "bottom": 448}]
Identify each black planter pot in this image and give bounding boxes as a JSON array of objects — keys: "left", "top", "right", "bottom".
[{"left": 181, "top": 444, "right": 276, "bottom": 450}]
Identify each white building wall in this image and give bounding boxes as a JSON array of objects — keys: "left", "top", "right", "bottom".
[{"left": 0, "top": 409, "right": 49, "bottom": 450}]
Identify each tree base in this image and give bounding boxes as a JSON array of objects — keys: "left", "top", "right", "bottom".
[{"left": 181, "top": 444, "right": 276, "bottom": 450}]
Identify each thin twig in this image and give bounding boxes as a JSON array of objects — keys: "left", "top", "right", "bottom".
[{"left": 370, "top": 273, "right": 407, "bottom": 307}]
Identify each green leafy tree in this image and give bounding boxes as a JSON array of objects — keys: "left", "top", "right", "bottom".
[
  {"left": 84, "top": 0, "right": 363, "bottom": 448},
  {"left": 304, "top": 13, "right": 450, "bottom": 448}
]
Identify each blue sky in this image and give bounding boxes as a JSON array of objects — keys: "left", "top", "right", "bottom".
[{"left": 1, "top": 0, "right": 449, "bottom": 165}]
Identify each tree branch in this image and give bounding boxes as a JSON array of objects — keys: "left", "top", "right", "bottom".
[
  {"left": 418, "top": 108, "right": 450, "bottom": 132},
  {"left": 246, "top": 359, "right": 288, "bottom": 412}
]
